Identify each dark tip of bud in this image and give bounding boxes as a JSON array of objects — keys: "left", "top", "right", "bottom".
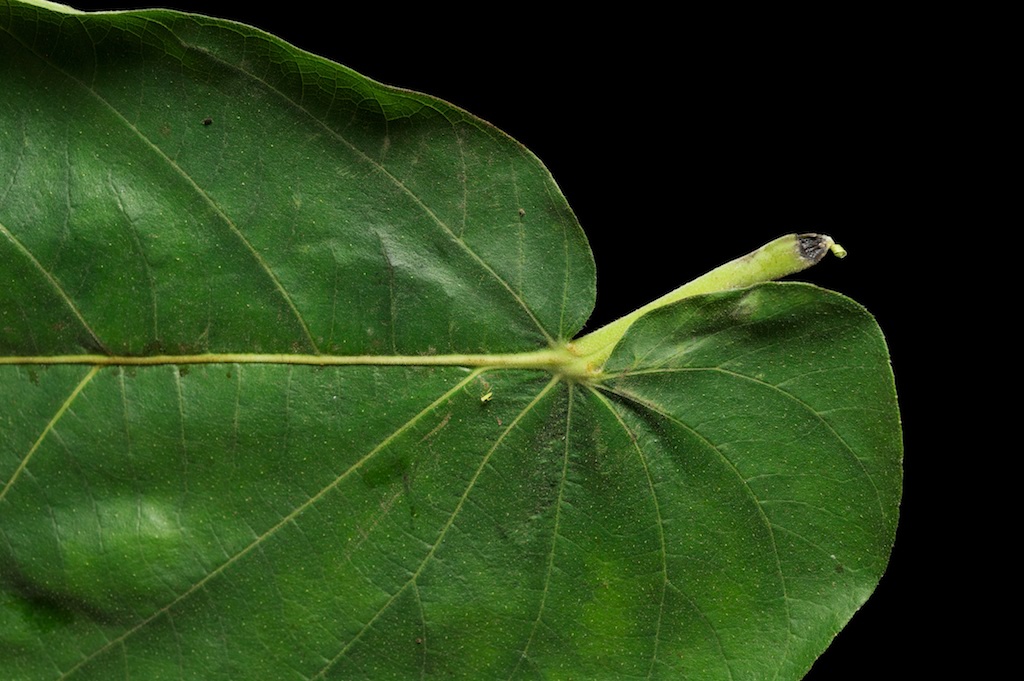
[{"left": 796, "top": 234, "right": 830, "bottom": 263}]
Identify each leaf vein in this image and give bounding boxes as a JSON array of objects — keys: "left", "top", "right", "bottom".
[
  {"left": 170, "top": 32, "right": 556, "bottom": 344},
  {"left": 109, "top": 175, "right": 160, "bottom": 340},
  {"left": 0, "top": 220, "right": 108, "bottom": 354},
  {"left": 506, "top": 382, "right": 574, "bottom": 680},
  {"left": 1, "top": 26, "right": 320, "bottom": 353},
  {"left": 312, "top": 376, "right": 560, "bottom": 679},
  {"left": 588, "top": 386, "right": 670, "bottom": 680},
  {"left": 0, "top": 365, "right": 98, "bottom": 502},
  {"left": 596, "top": 382, "right": 793, "bottom": 677},
  {"left": 615, "top": 365, "right": 888, "bottom": 529},
  {"left": 56, "top": 369, "right": 485, "bottom": 679}
]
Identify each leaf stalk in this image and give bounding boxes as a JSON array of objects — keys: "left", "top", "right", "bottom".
[{"left": 565, "top": 233, "right": 845, "bottom": 377}]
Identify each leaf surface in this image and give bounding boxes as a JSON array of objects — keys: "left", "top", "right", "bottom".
[{"left": 0, "top": 3, "right": 901, "bottom": 679}]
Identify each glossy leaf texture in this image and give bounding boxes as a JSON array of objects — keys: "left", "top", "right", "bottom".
[{"left": 0, "top": 2, "right": 902, "bottom": 679}]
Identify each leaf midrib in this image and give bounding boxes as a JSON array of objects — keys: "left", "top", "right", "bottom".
[{"left": 0, "top": 349, "right": 571, "bottom": 369}]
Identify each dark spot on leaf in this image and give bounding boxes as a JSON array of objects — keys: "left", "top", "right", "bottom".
[
  {"left": 835, "top": 563, "right": 844, "bottom": 574},
  {"left": 518, "top": 208, "right": 525, "bottom": 217},
  {"left": 202, "top": 117, "right": 213, "bottom": 126},
  {"left": 27, "top": 369, "right": 39, "bottom": 385},
  {"left": 178, "top": 365, "right": 190, "bottom": 378},
  {"left": 415, "top": 637, "right": 423, "bottom": 645}
]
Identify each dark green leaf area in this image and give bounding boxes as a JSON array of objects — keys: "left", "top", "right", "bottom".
[
  {"left": 601, "top": 283, "right": 901, "bottom": 679},
  {"left": 0, "top": 361, "right": 712, "bottom": 680},
  {"left": 0, "top": 284, "right": 902, "bottom": 681},
  {"left": 0, "top": 363, "right": 550, "bottom": 677},
  {"left": 0, "top": 5, "right": 593, "bottom": 357}
]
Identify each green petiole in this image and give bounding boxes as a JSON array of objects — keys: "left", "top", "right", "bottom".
[{"left": 562, "top": 233, "right": 846, "bottom": 379}]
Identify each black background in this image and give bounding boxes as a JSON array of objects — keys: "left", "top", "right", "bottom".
[{"left": 53, "top": 3, "right": 946, "bottom": 678}]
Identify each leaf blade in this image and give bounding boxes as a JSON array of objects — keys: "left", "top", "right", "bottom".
[
  {"left": 1, "top": 3, "right": 900, "bottom": 680},
  {"left": 0, "top": 3, "right": 595, "bottom": 357},
  {"left": 601, "top": 283, "right": 901, "bottom": 678}
]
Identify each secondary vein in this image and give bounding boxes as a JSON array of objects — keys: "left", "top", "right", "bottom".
[
  {"left": 314, "top": 376, "right": 561, "bottom": 679},
  {"left": 0, "top": 221, "right": 108, "bottom": 354},
  {"left": 56, "top": 368, "right": 486, "bottom": 679},
  {"left": 1, "top": 26, "right": 320, "bottom": 354},
  {"left": 0, "top": 366, "right": 99, "bottom": 503}
]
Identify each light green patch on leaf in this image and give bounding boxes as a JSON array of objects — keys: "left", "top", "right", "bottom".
[{"left": 0, "top": 2, "right": 901, "bottom": 679}]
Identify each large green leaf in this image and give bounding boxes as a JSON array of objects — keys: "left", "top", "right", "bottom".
[{"left": 0, "top": 2, "right": 902, "bottom": 679}]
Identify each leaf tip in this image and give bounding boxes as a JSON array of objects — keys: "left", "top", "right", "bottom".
[{"left": 796, "top": 233, "right": 847, "bottom": 262}]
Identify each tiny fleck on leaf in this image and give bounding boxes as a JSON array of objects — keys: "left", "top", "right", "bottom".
[{"left": 202, "top": 116, "right": 213, "bottom": 126}]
